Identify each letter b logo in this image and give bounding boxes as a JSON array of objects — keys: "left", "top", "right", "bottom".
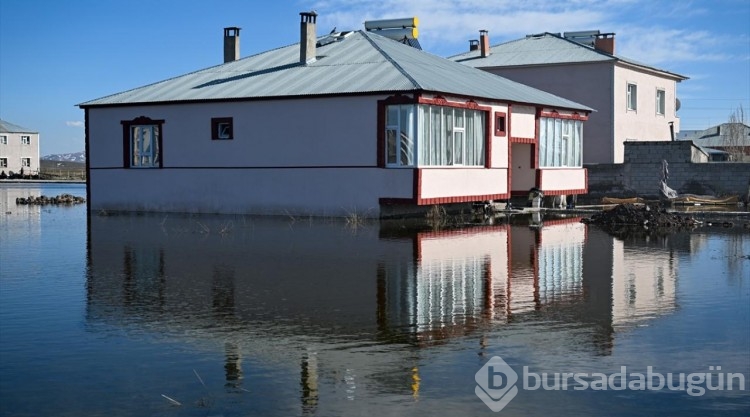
[{"left": 475, "top": 356, "right": 519, "bottom": 412}]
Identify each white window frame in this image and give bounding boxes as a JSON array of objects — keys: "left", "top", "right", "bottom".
[
  {"left": 0, "top": 158, "right": 7, "bottom": 167},
  {"left": 627, "top": 83, "right": 638, "bottom": 111},
  {"left": 21, "top": 135, "right": 31, "bottom": 145},
  {"left": 539, "top": 117, "right": 583, "bottom": 168},
  {"left": 417, "top": 105, "right": 485, "bottom": 167},
  {"left": 21, "top": 158, "right": 31, "bottom": 167},
  {"left": 385, "top": 103, "right": 486, "bottom": 168},
  {"left": 0, "top": 135, "right": 7, "bottom": 145},
  {"left": 385, "top": 105, "right": 416, "bottom": 167},
  {"left": 656, "top": 89, "right": 666, "bottom": 116},
  {"left": 130, "top": 125, "right": 160, "bottom": 168}
]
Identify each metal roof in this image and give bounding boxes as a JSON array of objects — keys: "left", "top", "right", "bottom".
[
  {"left": 0, "top": 119, "right": 36, "bottom": 134},
  {"left": 450, "top": 33, "right": 687, "bottom": 81},
  {"left": 688, "top": 123, "right": 750, "bottom": 147},
  {"left": 79, "top": 30, "right": 592, "bottom": 112}
]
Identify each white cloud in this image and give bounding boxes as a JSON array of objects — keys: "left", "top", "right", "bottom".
[
  {"left": 615, "top": 27, "right": 730, "bottom": 65},
  {"left": 311, "top": 0, "right": 739, "bottom": 63},
  {"left": 66, "top": 121, "right": 84, "bottom": 128},
  {"left": 315, "top": 0, "right": 609, "bottom": 54}
]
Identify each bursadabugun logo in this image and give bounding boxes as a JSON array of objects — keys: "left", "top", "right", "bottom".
[
  {"left": 475, "top": 357, "right": 747, "bottom": 412},
  {"left": 475, "top": 356, "right": 519, "bottom": 412}
]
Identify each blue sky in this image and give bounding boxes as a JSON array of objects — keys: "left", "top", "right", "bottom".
[{"left": 1, "top": 0, "right": 748, "bottom": 155}]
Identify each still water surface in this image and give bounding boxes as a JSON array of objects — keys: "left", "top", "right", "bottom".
[{"left": 1, "top": 183, "right": 748, "bottom": 416}]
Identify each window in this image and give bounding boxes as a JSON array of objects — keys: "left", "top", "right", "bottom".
[
  {"left": 386, "top": 105, "right": 416, "bottom": 166},
  {"left": 211, "top": 117, "right": 233, "bottom": 140},
  {"left": 627, "top": 83, "right": 637, "bottom": 111},
  {"left": 21, "top": 135, "right": 31, "bottom": 145},
  {"left": 386, "top": 104, "right": 486, "bottom": 167},
  {"left": 538, "top": 117, "right": 583, "bottom": 168},
  {"left": 0, "top": 158, "right": 7, "bottom": 167},
  {"left": 121, "top": 116, "right": 164, "bottom": 168},
  {"left": 0, "top": 135, "right": 7, "bottom": 144},
  {"left": 656, "top": 89, "right": 665, "bottom": 115},
  {"left": 22, "top": 158, "right": 31, "bottom": 167},
  {"left": 494, "top": 112, "right": 507, "bottom": 137}
]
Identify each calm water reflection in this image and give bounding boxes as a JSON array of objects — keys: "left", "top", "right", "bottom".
[{"left": 1, "top": 184, "right": 748, "bottom": 416}]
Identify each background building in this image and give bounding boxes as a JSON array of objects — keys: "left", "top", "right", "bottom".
[
  {"left": 451, "top": 30, "right": 688, "bottom": 164},
  {"left": 0, "top": 119, "right": 40, "bottom": 176}
]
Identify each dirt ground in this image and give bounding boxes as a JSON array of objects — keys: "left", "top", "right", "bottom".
[{"left": 581, "top": 203, "right": 699, "bottom": 237}]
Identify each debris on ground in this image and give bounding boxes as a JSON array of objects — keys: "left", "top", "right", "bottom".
[
  {"left": 15, "top": 194, "right": 86, "bottom": 205},
  {"left": 581, "top": 203, "right": 698, "bottom": 229}
]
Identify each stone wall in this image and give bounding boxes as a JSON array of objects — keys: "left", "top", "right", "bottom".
[{"left": 586, "top": 141, "right": 750, "bottom": 200}]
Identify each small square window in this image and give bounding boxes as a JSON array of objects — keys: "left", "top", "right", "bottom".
[
  {"left": 212, "top": 117, "right": 233, "bottom": 140},
  {"left": 0, "top": 158, "right": 7, "bottom": 167},
  {"left": 494, "top": 112, "right": 507, "bottom": 137},
  {"left": 21, "top": 135, "right": 31, "bottom": 145},
  {"left": 0, "top": 135, "right": 7, "bottom": 145},
  {"left": 22, "top": 158, "right": 30, "bottom": 167}
]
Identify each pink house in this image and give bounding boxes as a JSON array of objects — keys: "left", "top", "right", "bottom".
[{"left": 79, "top": 13, "right": 592, "bottom": 217}]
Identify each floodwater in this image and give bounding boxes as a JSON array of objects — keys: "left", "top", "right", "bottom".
[{"left": 1, "top": 183, "right": 748, "bottom": 417}]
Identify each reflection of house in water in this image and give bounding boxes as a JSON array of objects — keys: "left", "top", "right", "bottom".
[
  {"left": 0, "top": 185, "right": 42, "bottom": 241},
  {"left": 86, "top": 214, "right": 678, "bottom": 405},
  {"left": 611, "top": 239, "right": 677, "bottom": 329},
  {"left": 377, "top": 226, "right": 509, "bottom": 342}
]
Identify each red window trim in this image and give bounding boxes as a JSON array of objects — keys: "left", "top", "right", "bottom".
[
  {"left": 494, "top": 111, "right": 507, "bottom": 137},
  {"left": 539, "top": 110, "right": 589, "bottom": 121}
]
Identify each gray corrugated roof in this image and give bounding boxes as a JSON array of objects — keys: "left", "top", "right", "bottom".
[
  {"left": 79, "top": 30, "right": 592, "bottom": 112},
  {"left": 679, "top": 123, "right": 750, "bottom": 146},
  {"left": 0, "top": 119, "right": 36, "bottom": 133},
  {"left": 449, "top": 33, "right": 687, "bottom": 81}
]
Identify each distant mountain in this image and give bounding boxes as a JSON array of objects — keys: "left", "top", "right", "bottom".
[{"left": 42, "top": 151, "right": 86, "bottom": 163}]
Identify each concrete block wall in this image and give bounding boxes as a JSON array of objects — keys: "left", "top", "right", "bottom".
[{"left": 586, "top": 141, "right": 750, "bottom": 200}]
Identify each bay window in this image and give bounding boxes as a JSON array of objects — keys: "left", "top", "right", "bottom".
[
  {"left": 539, "top": 117, "right": 583, "bottom": 168},
  {"left": 386, "top": 104, "right": 486, "bottom": 167}
]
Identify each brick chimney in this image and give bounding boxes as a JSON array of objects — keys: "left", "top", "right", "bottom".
[
  {"left": 300, "top": 11, "right": 318, "bottom": 64},
  {"left": 469, "top": 39, "right": 479, "bottom": 51},
  {"left": 594, "top": 33, "right": 615, "bottom": 55},
  {"left": 479, "top": 30, "right": 490, "bottom": 57},
  {"left": 223, "top": 27, "right": 241, "bottom": 63}
]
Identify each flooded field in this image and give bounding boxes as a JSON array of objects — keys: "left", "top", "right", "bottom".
[{"left": 1, "top": 183, "right": 748, "bottom": 416}]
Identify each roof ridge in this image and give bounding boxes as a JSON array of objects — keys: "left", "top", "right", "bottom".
[{"left": 360, "top": 30, "right": 422, "bottom": 90}]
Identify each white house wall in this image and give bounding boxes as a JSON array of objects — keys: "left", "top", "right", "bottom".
[
  {"left": 538, "top": 168, "right": 586, "bottom": 192},
  {"left": 490, "top": 104, "right": 509, "bottom": 169},
  {"left": 419, "top": 168, "right": 507, "bottom": 200},
  {"left": 510, "top": 105, "right": 535, "bottom": 138},
  {"left": 88, "top": 96, "right": 380, "bottom": 169},
  {"left": 87, "top": 96, "right": 417, "bottom": 216},
  {"left": 89, "top": 167, "right": 412, "bottom": 216},
  {"left": 613, "top": 64, "right": 680, "bottom": 163},
  {"left": 483, "top": 62, "right": 614, "bottom": 163}
]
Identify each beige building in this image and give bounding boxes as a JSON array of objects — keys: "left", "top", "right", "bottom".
[
  {"left": 451, "top": 31, "right": 688, "bottom": 164},
  {"left": 0, "top": 119, "right": 40, "bottom": 176}
]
